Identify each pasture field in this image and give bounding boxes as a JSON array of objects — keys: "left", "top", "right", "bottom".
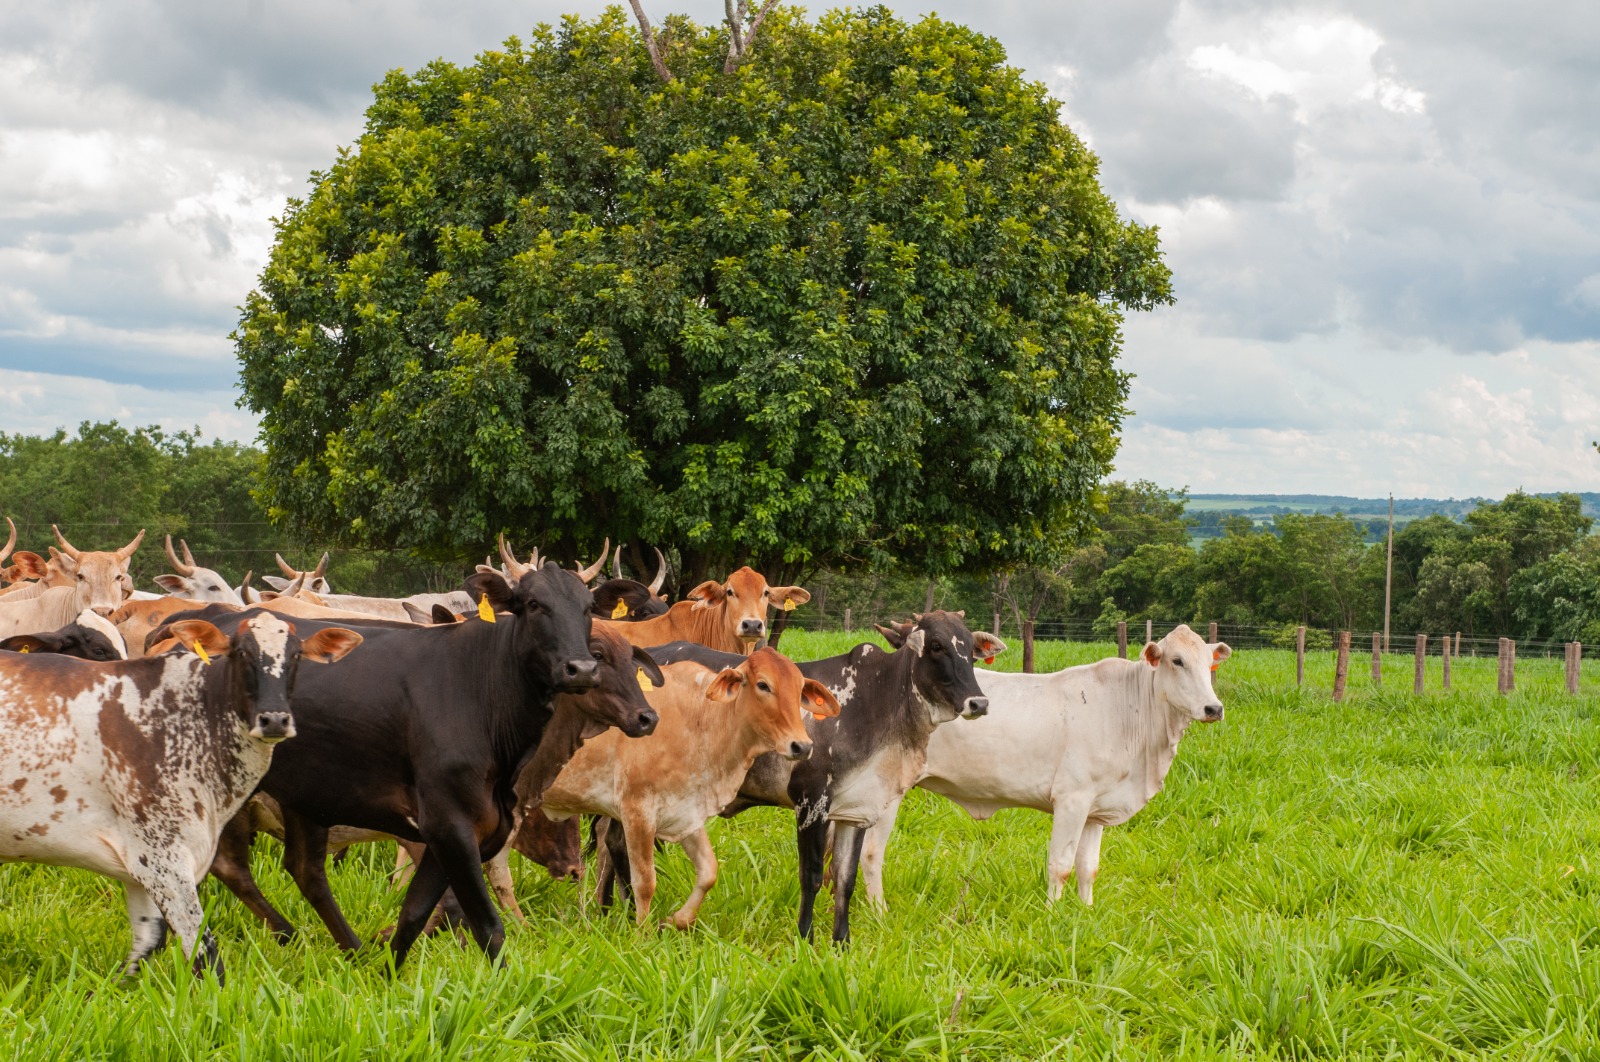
[{"left": 3, "top": 634, "right": 1600, "bottom": 1059}]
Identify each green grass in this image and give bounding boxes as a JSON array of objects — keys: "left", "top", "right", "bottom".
[{"left": 5, "top": 633, "right": 1600, "bottom": 1058}]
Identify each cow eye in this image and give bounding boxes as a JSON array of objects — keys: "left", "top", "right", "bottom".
[
  {"left": 725, "top": 588, "right": 735, "bottom": 598},
  {"left": 1174, "top": 657, "right": 1185, "bottom": 668},
  {"left": 930, "top": 641, "right": 944, "bottom": 654},
  {"left": 757, "top": 680, "right": 772, "bottom": 693}
]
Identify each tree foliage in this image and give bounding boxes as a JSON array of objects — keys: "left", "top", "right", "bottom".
[{"left": 234, "top": 6, "right": 1171, "bottom": 583}]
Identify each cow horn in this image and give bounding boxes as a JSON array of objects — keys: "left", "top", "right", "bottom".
[
  {"left": 648, "top": 548, "right": 666, "bottom": 595},
  {"left": 180, "top": 538, "right": 197, "bottom": 569},
  {"left": 575, "top": 538, "right": 609, "bottom": 584},
  {"left": 498, "top": 533, "right": 529, "bottom": 580},
  {"left": 612, "top": 545, "right": 623, "bottom": 580},
  {"left": 284, "top": 572, "right": 308, "bottom": 597},
  {"left": 164, "top": 534, "right": 196, "bottom": 576},
  {"left": 275, "top": 553, "right": 299, "bottom": 578},
  {"left": 116, "top": 528, "right": 146, "bottom": 560},
  {"left": 51, "top": 525, "right": 81, "bottom": 560},
  {"left": 311, "top": 552, "right": 330, "bottom": 580},
  {"left": 0, "top": 518, "right": 14, "bottom": 566}
]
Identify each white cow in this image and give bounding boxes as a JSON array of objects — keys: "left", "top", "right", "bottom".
[
  {"left": 0, "top": 527, "right": 146, "bottom": 639},
  {"left": 153, "top": 536, "right": 244, "bottom": 605},
  {"left": 859, "top": 623, "right": 1231, "bottom": 906}
]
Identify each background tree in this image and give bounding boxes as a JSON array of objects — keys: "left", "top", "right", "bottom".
[{"left": 234, "top": 6, "right": 1172, "bottom": 587}]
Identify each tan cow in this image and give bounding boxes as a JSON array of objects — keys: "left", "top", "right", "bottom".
[
  {"left": 597, "top": 566, "right": 808, "bottom": 655},
  {"left": 541, "top": 648, "right": 840, "bottom": 928},
  {"left": 112, "top": 598, "right": 244, "bottom": 659},
  {"left": 0, "top": 527, "right": 145, "bottom": 637}
]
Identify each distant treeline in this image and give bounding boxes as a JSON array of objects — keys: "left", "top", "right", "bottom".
[{"left": 4, "top": 425, "right": 1594, "bottom": 644}]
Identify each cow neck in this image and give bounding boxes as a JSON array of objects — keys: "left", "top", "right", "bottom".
[
  {"left": 1132, "top": 662, "right": 1190, "bottom": 801},
  {"left": 181, "top": 654, "right": 273, "bottom": 806},
  {"left": 512, "top": 698, "right": 593, "bottom": 809},
  {"left": 685, "top": 689, "right": 778, "bottom": 807},
  {"left": 456, "top": 617, "right": 558, "bottom": 770}
]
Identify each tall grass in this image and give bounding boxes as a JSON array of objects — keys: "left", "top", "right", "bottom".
[{"left": 2, "top": 634, "right": 1599, "bottom": 1057}]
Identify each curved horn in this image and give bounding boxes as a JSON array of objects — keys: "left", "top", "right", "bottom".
[
  {"left": 498, "top": 533, "right": 529, "bottom": 581},
  {"left": 311, "top": 551, "right": 330, "bottom": 580},
  {"left": 576, "top": 538, "right": 609, "bottom": 584},
  {"left": 180, "top": 538, "right": 197, "bottom": 569},
  {"left": 164, "top": 534, "right": 196, "bottom": 576},
  {"left": 284, "top": 572, "right": 308, "bottom": 597},
  {"left": 0, "top": 518, "right": 15, "bottom": 566},
  {"left": 648, "top": 547, "right": 667, "bottom": 595},
  {"left": 51, "top": 525, "right": 81, "bottom": 560},
  {"left": 275, "top": 553, "right": 300, "bottom": 578},
  {"left": 612, "top": 545, "right": 623, "bottom": 580},
  {"left": 116, "top": 528, "right": 146, "bottom": 560}
]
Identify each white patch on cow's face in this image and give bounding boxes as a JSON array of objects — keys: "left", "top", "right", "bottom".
[
  {"left": 73, "top": 609, "right": 127, "bottom": 659},
  {"left": 247, "top": 615, "right": 293, "bottom": 678},
  {"left": 1151, "top": 625, "right": 1226, "bottom": 723}
]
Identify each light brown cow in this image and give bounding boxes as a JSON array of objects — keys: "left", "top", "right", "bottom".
[
  {"left": 112, "top": 598, "right": 242, "bottom": 659},
  {"left": 597, "top": 566, "right": 808, "bottom": 655},
  {"left": 541, "top": 648, "right": 840, "bottom": 928}
]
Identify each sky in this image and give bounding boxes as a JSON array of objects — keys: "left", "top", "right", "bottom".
[{"left": 1, "top": 0, "right": 1597, "bottom": 497}]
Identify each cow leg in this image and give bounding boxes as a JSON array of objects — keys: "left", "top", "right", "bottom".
[
  {"left": 419, "top": 818, "right": 506, "bottom": 960},
  {"left": 829, "top": 824, "right": 866, "bottom": 945},
  {"left": 859, "top": 795, "right": 904, "bottom": 911},
  {"left": 666, "top": 827, "right": 717, "bottom": 930},
  {"left": 121, "top": 882, "right": 168, "bottom": 975},
  {"left": 129, "top": 864, "right": 221, "bottom": 983},
  {"left": 281, "top": 808, "right": 362, "bottom": 951},
  {"left": 393, "top": 840, "right": 420, "bottom": 889},
  {"left": 1047, "top": 801, "right": 1092, "bottom": 903},
  {"left": 596, "top": 817, "right": 633, "bottom": 910},
  {"left": 796, "top": 816, "right": 829, "bottom": 941},
  {"left": 485, "top": 846, "right": 526, "bottom": 924},
  {"left": 208, "top": 809, "right": 296, "bottom": 942},
  {"left": 620, "top": 813, "right": 658, "bottom": 927},
  {"left": 1075, "top": 823, "right": 1105, "bottom": 905},
  {"left": 390, "top": 849, "right": 454, "bottom": 968}
]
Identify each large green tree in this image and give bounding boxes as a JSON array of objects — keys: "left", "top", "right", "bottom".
[{"left": 235, "top": 5, "right": 1171, "bottom": 586}]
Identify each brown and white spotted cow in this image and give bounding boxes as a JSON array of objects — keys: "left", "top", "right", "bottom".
[{"left": 0, "top": 613, "right": 362, "bottom": 982}]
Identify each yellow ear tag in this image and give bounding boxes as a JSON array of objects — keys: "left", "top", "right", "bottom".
[
  {"left": 611, "top": 599, "right": 629, "bottom": 619},
  {"left": 478, "top": 594, "right": 496, "bottom": 623},
  {"left": 783, "top": 598, "right": 796, "bottom": 611},
  {"left": 636, "top": 668, "right": 653, "bottom": 692},
  {"left": 17, "top": 646, "right": 29, "bottom": 653},
  {"left": 194, "top": 641, "right": 211, "bottom": 666}
]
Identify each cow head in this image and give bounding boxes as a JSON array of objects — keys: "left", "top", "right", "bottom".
[
  {"left": 0, "top": 609, "right": 128, "bottom": 661},
  {"left": 263, "top": 552, "right": 331, "bottom": 595},
  {"left": 157, "top": 613, "right": 363, "bottom": 741},
  {"left": 49, "top": 526, "right": 144, "bottom": 616},
  {"left": 704, "top": 646, "right": 838, "bottom": 761},
  {"left": 591, "top": 545, "right": 669, "bottom": 620},
  {"left": 685, "top": 566, "right": 809, "bottom": 648},
  {"left": 465, "top": 551, "right": 600, "bottom": 694},
  {"left": 519, "top": 812, "right": 584, "bottom": 883},
  {"left": 567, "top": 624, "right": 661, "bottom": 738},
  {"left": 1142, "top": 624, "right": 1231, "bottom": 723},
  {"left": 876, "top": 611, "right": 1005, "bottom": 725},
  {"left": 153, "top": 535, "right": 245, "bottom": 605}
]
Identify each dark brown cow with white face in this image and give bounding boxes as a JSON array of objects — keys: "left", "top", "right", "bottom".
[
  {"left": 599, "top": 566, "right": 808, "bottom": 656},
  {"left": 0, "top": 613, "right": 362, "bottom": 982}
]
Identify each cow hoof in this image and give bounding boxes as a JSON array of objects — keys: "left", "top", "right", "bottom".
[{"left": 666, "top": 913, "right": 697, "bottom": 931}]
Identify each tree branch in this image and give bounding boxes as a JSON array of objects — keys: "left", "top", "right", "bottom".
[
  {"left": 723, "top": 0, "right": 780, "bottom": 73},
  {"left": 628, "top": 0, "right": 673, "bottom": 82}
]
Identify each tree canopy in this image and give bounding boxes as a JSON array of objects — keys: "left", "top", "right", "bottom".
[{"left": 234, "top": 5, "right": 1171, "bottom": 584}]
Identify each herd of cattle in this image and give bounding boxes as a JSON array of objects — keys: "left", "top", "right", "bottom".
[{"left": 0, "top": 520, "right": 1232, "bottom": 983}]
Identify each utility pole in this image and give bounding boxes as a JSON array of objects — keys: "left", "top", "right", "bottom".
[{"left": 1383, "top": 494, "right": 1394, "bottom": 653}]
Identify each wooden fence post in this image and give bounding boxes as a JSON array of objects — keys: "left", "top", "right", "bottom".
[
  {"left": 1116, "top": 621, "right": 1128, "bottom": 660},
  {"left": 844, "top": 607, "right": 852, "bottom": 633},
  {"left": 1023, "top": 619, "right": 1036, "bottom": 674},
  {"left": 1208, "top": 621, "right": 1218, "bottom": 644},
  {"left": 1371, "top": 631, "right": 1382, "bottom": 687},
  {"left": 1455, "top": 632, "right": 1462, "bottom": 657},
  {"left": 1414, "top": 634, "right": 1426, "bottom": 694},
  {"left": 1146, "top": 619, "right": 1154, "bottom": 645},
  {"left": 1568, "top": 642, "right": 1582, "bottom": 695},
  {"left": 1509, "top": 639, "right": 1516, "bottom": 691},
  {"left": 1333, "top": 631, "right": 1351, "bottom": 702},
  {"left": 993, "top": 612, "right": 1001, "bottom": 639},
  {"left": 1497, "top": 638, "right": 1509, "bottom": 695},
  {"left": 1442, "top": 633, "right": 1452, "bottom": 691},
  {"left": 1295, "top": 626, "right": 1306, "bottom": 687}
]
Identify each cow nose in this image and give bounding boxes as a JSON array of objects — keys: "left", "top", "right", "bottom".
[
  {"left": 962, "top": 696, "right": 989, "bottom": 718},
  {"left": 739, "top": 619, "right": 765, "bottom": 638},
  {"left": 92, "top": 606, "right": 115, "bottom": 618},
  {"left": 1203, "top": 703, "right": 1224, "bottom": 722},
  {"left": 634, "top": 709, "right": 659, "bottom": 736},
  {"left": 785, "top": 739, "right": 813, "bottom": 761},
  {"left": 252, "top": 712, "right": 295, "bottom": 741},
  {"left": 563, "top": 659, "right": 600, "bottom": 686}
]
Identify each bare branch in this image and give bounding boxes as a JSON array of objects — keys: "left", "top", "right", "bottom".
[
  {"left": 723, "top": 0, "right": 780, "bottom": 73},
  {"left": 628, "top": 0, "right": 674, "bottom": 82},
  {"left": 724, "top": 0, "right": 746, "bottom": 57}
]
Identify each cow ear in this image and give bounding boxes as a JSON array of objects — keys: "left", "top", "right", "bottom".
[
  {"left": 10, "top": 551, "right": 48, "bottom": 580},
  {"left": 1142, "top": 641, "right": 1163, "bottom": 667},
  {"left": 465, "top": 571, "right": 517, "bottom": 615},
  {"left": 1211, "top": 643, "right": 1232, "bottom": 666},
  {"left": 0, "top": 634, "right": 57, "bottom": 654},
  {"left": 686, "top": 580, "right": 725, "bottom": 607},
  {"left": 972, "top": 632, "right": 1007, "bottom": 661},
  {"left": 47, "top": 547, "right": 77, "bottom": 572},
  {"left": 902, "top": 629, "right": 926, "bottom": 656},
  {"left": 432, "top": 604, "right": 461, "bottom": 625},
  {"left": 799, "top": 678, "right": 840, "bottom": 719},
  {"left": 767, "top": 585, "right": 811, "bottom": 610},
  {"left": 152, "top": 574, "right": 187, "bottom": 593},
  {"left": 632, "top": 646, "right": 665, "bottom": 689},
  {"left": 705, "top": 668, "right": 744, "bottom": 701},
  {"left": 875, "top": 624, "right": 907, "bottom": 648},
  {"left": 301, "top": 628, "right": 364, "bottom": 664},
  {"left": 165, "top": 620, "right": 230, "bottom": 660},
  {"left": 260, "top": 575, "right": 290, "bottom": 591}
]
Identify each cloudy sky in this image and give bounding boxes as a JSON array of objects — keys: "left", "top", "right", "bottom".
[{"left": 2, "top": 0, "right": 1596, "bottom": 496}]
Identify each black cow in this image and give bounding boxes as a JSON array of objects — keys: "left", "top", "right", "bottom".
[
  {"left": 1, "top": 616, "right": 126, "bottom": 661},
  {"left": 169, "top": 563, "right": 655, "bottom": 967},
  {"left": 638, "top": 610, "right": 1004, "bottom": 943},
  {"left": 590, "top": 578, "right": 670, "bottom": 622}
]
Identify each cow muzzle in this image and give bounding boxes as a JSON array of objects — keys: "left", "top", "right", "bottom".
[
  {"left": 625, "top": 708, "right": 659, "bottom": 737},
  {"left": 250, "top": 711, "right": 296, "bottom": 741},
  {"left": 783, "top": 739, "right": 813, "bottom": 761},
  {"left": 1202, "top": 703, "right": 1224, "bottom": 723},
  {"left": 738, "top": 619, "right": 765, "bottom": 640},
  {"left": 560, "top": 659, "right": 600, "bottom": 689},
  {"left": 961, "top": 696, "right": 989, "bottom": 719}
]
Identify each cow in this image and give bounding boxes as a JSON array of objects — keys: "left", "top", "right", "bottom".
[
  {"left": 599, "top": 566, "right": 808, "bottom": 655},
  {"left": 542, "top": 649, "right": 839, "bottom": 928},
  {"left": 153, "top": 536, "right": 245, "bottom": 605},
  {"left": 262, "top": 552, "right": 332, "bottom": 595},
  {"left": 0, "top": 609, "right": 128, "bottom": 660},
  {"left": 591, "top": 546, "right": 669, "bottom": 622},
  {"left": 637, "top": 610, "right": 1004, "bottom": 943},
  {"left": 858, "top": 624, "right": 1232, "bottom": 908},
  {"left": 0, "top": 527, "right": 145, "bottom": 638},
  {"left": 112, "top": 597, "right": 244, "bottom": 660},
  {"left": 194, "top": 561, "right": 657, "bottom": 967},
  {"left": 0, "top": 613, "right": 362, "bottom": 982}
]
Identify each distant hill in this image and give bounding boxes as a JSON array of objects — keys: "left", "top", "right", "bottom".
[{"left": 1181, "top": 492, "right": 1600, "bottom": 544}]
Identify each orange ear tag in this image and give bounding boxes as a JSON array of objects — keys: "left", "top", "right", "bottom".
[
  {"left": 611, "top": 599, "right": 629, "bottom": 619},
  {"left": 637, "top": 669, "right": 653, "bottom": 692},
  {"left": 478, "top": 595, "right": 496, "bottom": 623},
  {"left": 194, "top": 641, "right": 211, "bottom": 666},
  {"left": 983, "top": 655, "right": 995, "bottom": 665}
]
